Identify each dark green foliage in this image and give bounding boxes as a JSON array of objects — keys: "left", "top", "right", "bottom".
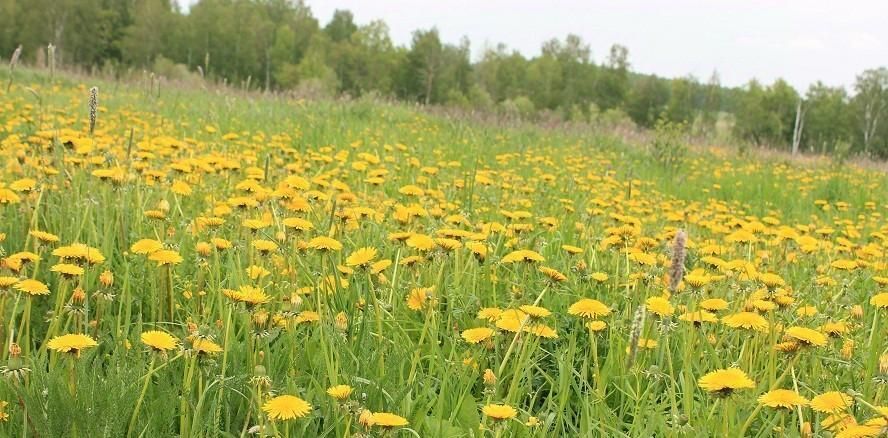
[{"left": 1, "top": 0, "right": 885, "bottom": 157}]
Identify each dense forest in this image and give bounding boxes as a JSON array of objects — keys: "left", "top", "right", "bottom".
[{"left": 2, "top": 0, "right": 887, "bottom": 158}]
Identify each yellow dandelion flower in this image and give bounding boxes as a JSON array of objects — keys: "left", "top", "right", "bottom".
[
  {"left": 697, "top": 368, "right": 755, "bottom": 396},
  {"left": 758, "top": 389, "right": 809, "bottom": 409},
  {"left": 307, "top": 236, "right": 343, "bottom": 251},
  {"left": 568, "top": 298, "right": 611, "bottom": 319},
  {"left": 130, "top": 239, "right": 164, "bottom": 255},
  {"left": 262, "top": 395, "right": 311, "bottom": 421},
  {"left": 47, "top": 333, "right": 98, "bottom": 355},
  {"left": 148, "top": 249, "right": 183, "bottom": 266},
  {"left": 14, "top": 279, "right": 50, "bottom": 296},
  {"left": 482, "top": 404, "right": 517, "bottom": 420},
  {"left": 346, "top": 247, "right": 378, "bottom": 267},
  {"left": 461, "top": 327, "right": 495, "bottom": 344},
  {"left": 370, "top": 412, "right": 409, "bottom": 428},
  {"left": 784, "top": 326, "right": 828, "bottom": 347},
  {"left": 326, "top": 385, "right": 353, "bottom": 401},
  {"left": 810, "top": 391, "right": 854, "bottom": 413},
  {"left": 722, "top": 312, "right": 769, "bottom": 333},
  {"left": 140, "top": 330, "right": 178, "bottom": 352}
]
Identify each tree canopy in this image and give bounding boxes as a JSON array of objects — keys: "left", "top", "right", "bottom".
[{"left": 3, "top": 0, "right": 887, "bottom": 158}]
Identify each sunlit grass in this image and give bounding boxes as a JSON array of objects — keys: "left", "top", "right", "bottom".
[{"left": 0, "top": 69, "right": 886, "bottom": 437}]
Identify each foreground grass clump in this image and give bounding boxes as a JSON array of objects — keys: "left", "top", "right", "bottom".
[{"left": 0, "top": 70, "right": 887, "bottom": 437}]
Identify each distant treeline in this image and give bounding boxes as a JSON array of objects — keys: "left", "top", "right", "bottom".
[{"left": 2, "top": 0, "right": 887, "bottom": 158}]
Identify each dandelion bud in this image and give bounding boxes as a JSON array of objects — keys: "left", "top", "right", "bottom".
[
  {"left": 850, "top": 305, "right": 863, "bottom": 319},
  {"left": 575, "top": 259, "right": 587, "bottom": 273},
  {"left": 841, "top": 340, "right": 854, "bottom": 360},
  {"left": 88, "top": 320, "right": 97, "bottom": 328},
  {"left": 669, "top": 230, "right": 687, "bottom": 293},
  {"left": 252, "top": 310, "right": 269, "bottom": 326},
  {"left": 196, "top": 242, "right": 212, "bottom": 257},
  {"left": 99, "top": 270, "right": 114, "bottom": 287},
  {"left": 157, "top": 199, "right": 170, "bottom": 212},
  {"left": 258, "top": 350, "right": 264, "bottom": 360},
  {"left": 801, "top": 422, "right": 812, "bottom": 438},
  {"left": 187, "top": 322, "right": 198, "bottom": 334},
  {"left": 358, "top": 409, "right": 374, "bottom": 427},
  {"left": 71, "top": 287, "right": 86, "bottom": 303},
  {"left": 8, "top": 342, "right": 21, "bottom": 358},
  {"left": 334, "top": 311, "right": 348, "bottom": 332},
  {"left": 483, "top": 368, "right": 496, "bottom": 386},
  {"left": 880, "top": 353, "right": 888, "bottom": 375},
  {"left": 215, "top": 319, "right": 223, "bottom": 329},
  {"left": 88, "top": 86, "right": 98, "bottom": 135}
]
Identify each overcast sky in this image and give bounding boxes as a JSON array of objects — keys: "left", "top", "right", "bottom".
[{"left": 175, "top": 0, "right": 886, "bottom": 91}]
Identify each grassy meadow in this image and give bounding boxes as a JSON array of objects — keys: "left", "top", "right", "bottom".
[{"left": 0, "top": 70, "right": 887, "bottom": 437}]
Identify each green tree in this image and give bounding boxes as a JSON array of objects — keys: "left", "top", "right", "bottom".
[
  {"left": 852, "top": 68, "right": 888, "bottom": 156},
  {"left": 664, "top": 76, "right": 696, "bottom": 124},
  {"left": 593, "top": 44, "right": 629, "bottom": 110},
  {"left": 120, "top": 0, "right": 176, "bottom": 66},
  {"left": 626, "top": 75, "right": 669, "bottom": 128},
  {"left": 733, "top": 80, "right": 781, "bottom": 145},
  {"left": 324, "top": 9, "right": 357, "bottom": 43},
  {"left": 803, "top": 82, "right": 851, "bottom": 154}
]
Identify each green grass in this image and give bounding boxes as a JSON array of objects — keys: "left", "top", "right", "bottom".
[{"left": 0, "top": 68, "right": 886, "bottom": 437}]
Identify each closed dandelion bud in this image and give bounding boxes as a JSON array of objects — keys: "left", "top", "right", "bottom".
[
  {"left": 258, "top": 350, "right": 264, "bottom": 360},
  {"left": 253, "top": 310, "right": 269, "bottom": 326},
  {"left": 850, "top": 305, "right": 863, "bottom": 319},
  {"left": 358, "top": 409, "right": 374, "bottom": 427},
  {"left": 88, "top": 86, "right": 98, "bottom": 135},
  {"left": 187, "top": 322, "right": 198, "bottom": 334},
  {"left": 275, "top": 231, "right": 286, "bottom": 242},
  {"left": 575, "top": 259, "right": 587, "bottom": 272},
  {"left": 377, "top": 273, "right": 388, "bottom": 285},
  {"left": 215, "top": 319, "right": 223, "bottom": 329},
  {"left": 196, "top": 242, "right": 212, "bottom": 257},
  {"left": 89, "top": 320, "right": 97, "bottom": 328},
  {"left": 157, "top": 199, "right": 170, "bottom": 212},
  {"left": 841, "top": 340, "right": 854, "bottom": 359},
  {"left": 880, "top": 353, "right": 888, "bottom": 374},
  {"left": 334, "top": 311, "right": 348, "bottom": 331},
  {"left": 71, "top": 287, "right": 86, "bottom": 303},
  {"left": 99, "top": 270, "right": 114, "bottom": 287},
  {"left": 801, "top": 421, "right": 812, "bottom": 437},
  {"left": 669, "top": 230, "right": 687, "bottom": 293},
  {"left": 483, "top": 368, "right": 496, "bottom": 386},
  {"left": 8, "top": 342, "right": 21, "bottom": 358}
]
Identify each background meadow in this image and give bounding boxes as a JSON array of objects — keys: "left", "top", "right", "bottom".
[{"left": 0, "top": 69, "right": 886, "bottom": 437}]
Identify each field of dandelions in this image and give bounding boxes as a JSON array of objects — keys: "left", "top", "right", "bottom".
[{"left": 0, "top": 68, "right": 887, "bottom": 438}]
